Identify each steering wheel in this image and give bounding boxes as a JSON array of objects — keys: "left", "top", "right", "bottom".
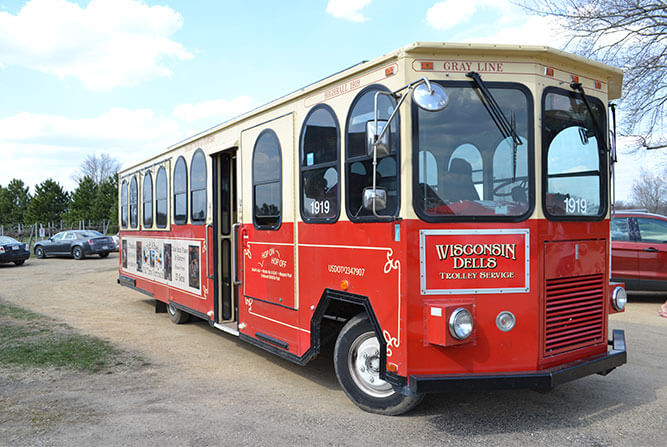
[{"left": 493, "top": 178, "right": 527, "bottom": 198}]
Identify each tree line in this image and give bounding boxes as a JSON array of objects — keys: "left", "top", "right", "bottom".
[
  {"left": 0, "top": 154, "right": 120, "bottom": 229},
  {"left": 0, "top": 175, "right": 118, "bottom": 227}
]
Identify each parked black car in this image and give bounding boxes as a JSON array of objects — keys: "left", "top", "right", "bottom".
[
  {"left": 0, "top": 236, "right": 30, "bottom": 266},
  {"left": 34, "top": 230, "right": 115, "bottom": 260}
]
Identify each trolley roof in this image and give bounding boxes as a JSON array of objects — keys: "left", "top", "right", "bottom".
[{"left": 120, "top": 42, "right": 623, "bottom": 174}]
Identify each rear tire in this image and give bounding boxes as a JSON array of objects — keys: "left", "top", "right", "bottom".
[
  {"left": 13, "top": 260, "right": 25, "bottom": 266},
  {"left": 99, "top": 252, "right": 109, "bottom": 258},
  {"left": 35, "top": 246, "right": 45, "bottom": 259},
  {"left": 333, "top": 314, "right": 423, "bottom": 415},
  {"left": 168, "top": 303, "right": 190, "bottom": 324},
  {"left": 72, "top": 246, "right": 84, "bottom": 260}
]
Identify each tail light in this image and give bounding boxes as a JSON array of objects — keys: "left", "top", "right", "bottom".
[{"left": 0, "top": 247, "right": 5, "bottom": 254}]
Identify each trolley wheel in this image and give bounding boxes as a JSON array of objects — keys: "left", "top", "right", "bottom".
[
  {"left": 35, "top": 246, "right": 45, "bottom": 259},
  {"left": 99, "top": 252, "right": 109, "bottom": 258},
  {"left": 333, "top": 314, "right": 423, "bottom": 415},
  {"left": 72, "top": 246, "right": 84, "bottom": 260},
  {"left": 167, "top": 303, "right": 190, "bottom": 324}
]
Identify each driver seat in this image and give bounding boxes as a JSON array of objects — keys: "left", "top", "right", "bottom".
[{"left": 442, "top": 158, "right": 480, "bottom": 202}]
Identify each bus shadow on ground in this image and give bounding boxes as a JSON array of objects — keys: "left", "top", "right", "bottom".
[{"left": 137, "top": 298, "right": 341, "bottom": 392}]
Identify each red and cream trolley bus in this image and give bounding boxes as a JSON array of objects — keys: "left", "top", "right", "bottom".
[{"left": 118, "top": 42, "right": 628, "bottom": 415}]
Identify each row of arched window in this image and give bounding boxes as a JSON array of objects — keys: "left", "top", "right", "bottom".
[
  {"left": 121, "top": 149, "right": 207, "bottom": 229},
  {"left": 252, "top": 85, "right": 399, "bottom": 230}
]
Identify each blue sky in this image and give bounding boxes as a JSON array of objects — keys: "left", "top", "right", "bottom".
[{"left": 0, "top": 0, "right": 662, "bottom": 201}]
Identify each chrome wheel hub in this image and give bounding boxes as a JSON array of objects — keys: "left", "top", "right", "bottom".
[{"left": 348, "top": 332, "right": 394, "bottom": 398}]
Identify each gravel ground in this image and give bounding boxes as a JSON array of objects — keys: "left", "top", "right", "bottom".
[{"left": 0, "top": 255, "right": 665, "bottom": 446}]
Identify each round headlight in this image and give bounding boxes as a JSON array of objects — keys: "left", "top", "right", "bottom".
[
  {"left": 496, "top": 311, "right": 516, "bottom": 332},
  {"left": 612, "top": 286, "right": 627, "bottom": 311},
  {"left": 449, "top": 308, "right": 473, "bottom": 340}
]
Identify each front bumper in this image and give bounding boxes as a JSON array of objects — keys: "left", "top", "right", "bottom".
[{"left": 409, "top": 329, "right": 626, "bottom": 394}]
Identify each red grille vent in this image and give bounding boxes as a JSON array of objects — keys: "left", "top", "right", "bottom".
[{"left": 544, "top": 274, "right": 605, "bottom": 357}]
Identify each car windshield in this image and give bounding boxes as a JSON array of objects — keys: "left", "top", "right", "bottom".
[
  {"left": 413, "top": 81, "right": 532, "bottom": 220},
  {"left": 0, "top": 236, "right": 19, "bottom": 244}
]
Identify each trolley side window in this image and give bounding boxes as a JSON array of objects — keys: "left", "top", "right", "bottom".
[
  {"left": 300, "top": 104, "right": 340, "bottom": 222},
  {"left": 173, "top": 156, "right": 188, "bottom": 224},
  {"left": 156, "top": 166, "right": 168, "bottom": 228},
  {"left": 543, "top": 87, "right": 606, "bottom": 219},
  {"left": 143, "top": 171, "right": 153, "bottom": 228},
  {"left": 346, "top": 85, "right": 400, "bottom": 221},
  {"left": 190, "top": 149, "right": 207, "bottom": 224},
  {"left": 129, "top": 175, "right": 138, "bottom": 229},
  {"left": 412, "top": 81, "right": 533, "bottom": 221},
  {"left": 252, "top": 129, "right": 282, "bottom": 230},
  {"left": 120, "top": 179, "right": 128, "bottom": 228}
]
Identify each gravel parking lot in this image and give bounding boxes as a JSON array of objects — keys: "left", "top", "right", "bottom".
[{"left": 0, "top": 256, "right": 665, "bottom": 446}]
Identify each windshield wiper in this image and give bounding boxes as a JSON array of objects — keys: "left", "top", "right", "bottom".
[
  {"left": 570, "top": 82, "right": 608, "bottom": 156},
  {"left": 466, "top": 71, "right": 523, "bottom": 180}
]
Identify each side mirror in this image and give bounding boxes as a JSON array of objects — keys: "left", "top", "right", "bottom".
[
  {"left": 366, "top": 120, "right": 391, "bottom": 158},
  {"left": 362, "top": 187, "right": 387, "bottom": 212},
  {"left": 413, "top": 82, "right": 449, "bottom": 112},
  {"left": 48, "top": 237, "right": 53, "bottom": 241}
]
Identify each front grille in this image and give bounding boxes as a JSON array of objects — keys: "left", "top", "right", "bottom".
[{"left": 544, "top": 274, "right": 605, "bottom": 357}]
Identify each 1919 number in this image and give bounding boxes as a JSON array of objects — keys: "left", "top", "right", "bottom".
[
  {"left": 564, "top": 197, "right": 587, "bottom": 214},
  {"left": 310, "top": 200, "right": 331, "bottom": 215}
]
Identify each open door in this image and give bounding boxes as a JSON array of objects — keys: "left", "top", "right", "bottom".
[{"left": 214, "top": 150, "right": 239, "bottom": 328}]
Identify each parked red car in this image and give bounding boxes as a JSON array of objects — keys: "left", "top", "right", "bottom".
[{"left": 611, "top": 211, "right": 667, "bottom": 292}]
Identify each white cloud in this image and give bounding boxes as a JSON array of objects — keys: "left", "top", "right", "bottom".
[
  {"left": 0, "top": 0, "right": 193, "bottom": 90},
  {"left": 467, "top": 15, "right": 566, "bottom": 46},
  {"left": 173, "top": 96, "right": 256, "bottom": 124},
  {"left": 426, "top": 0, "right": 479, "bottom": 30},
  {"left": 326, "top": 0, "right": 372, "bottom": 22},
  {"left": 424, "top": 0, "right": 567, "bottom": 47},
  {"left": 0, "top": 96, "right": 255, "bottom": 191}
]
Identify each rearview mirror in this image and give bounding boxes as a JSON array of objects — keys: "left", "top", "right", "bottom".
[
  {"left": 366, "top": 120, "right": 391, "bottom": 158},
  {"left": 362, "top": 187, "right": 387, "bottom": 212}
]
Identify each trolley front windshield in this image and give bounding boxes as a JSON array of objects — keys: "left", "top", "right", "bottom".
[{"left": 412, "top": 81, "right": 533, "bottom": 221}]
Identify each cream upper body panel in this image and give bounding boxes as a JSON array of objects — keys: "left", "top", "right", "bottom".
[{"left": 119, "top": 42, "right": 623, "bottom": 226}]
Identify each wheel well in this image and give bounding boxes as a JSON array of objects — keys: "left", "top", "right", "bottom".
[{"left": 309, "top": 289, "right": 385, "bottom": 367}]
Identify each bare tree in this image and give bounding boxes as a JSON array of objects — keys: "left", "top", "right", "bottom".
[
  {"left": 520, "top": 0, "right": 666, "bottom": 150},
  {"left": 631, "top": 167, "right": 666, "bottom": 213},
  {"left": 73, "top": 153, "right": 121, "bottom": 185}
]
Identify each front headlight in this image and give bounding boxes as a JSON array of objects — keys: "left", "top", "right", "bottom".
[
  {"left": 612, "top": 286, "right": 627, "bottom": 311},
  {"left": 449, "top": 308, "right": 473, "bottom": 340}
]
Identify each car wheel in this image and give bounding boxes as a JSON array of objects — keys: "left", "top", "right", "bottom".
[
  {"left": 168, "top": 303, "right": 190, "bottom": 324},
  {"left": 72, "top": 246, "right": 85, "bottom": 260},
  {"left": 13, "top": 260, "right": 25, "bottom": 266},
  {"left": 35, "top": 246, "right": 45, "bottom": 259},
  {"left": 99, "top": 252, "right": 109, "bottom": 258},
  {"left": 333, "top": 314, "right": 423, "bottom": 415}
]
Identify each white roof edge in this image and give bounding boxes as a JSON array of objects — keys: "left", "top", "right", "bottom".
[{"left": 120, "top": 42, "right": 624, "bottom": 175}]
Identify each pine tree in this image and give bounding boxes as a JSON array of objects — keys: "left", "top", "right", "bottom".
[
  {"left": 92, "top": 174, "right": 119, "bottom": 227},
  {"left": 26, "top": 179, "right": 69, "bottom": 224},
  {"left": 3, "top": 179, "right": 31, "bottom": 224},
  {"left": 69, "top": 176, "right": 98, "bottom": 222}
]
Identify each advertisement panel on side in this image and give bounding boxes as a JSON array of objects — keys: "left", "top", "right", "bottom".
[
  {"left": 420, "top": 229, "right": 530, "bottom": 295},
  {"left": 121, "top": 236, "right": 203, "bottom": 297}
]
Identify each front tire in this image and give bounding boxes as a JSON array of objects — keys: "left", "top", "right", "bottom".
[
  {"left": 35, "top": 246, "right": 45, "bottom": 259},
  {"left": 72, "top": 246, "right": 84, "bottom": 260},
  {"left": 168, "top": 303, "right": 190, "bottom": 324},
  {"left": 333, "top": 314, "right": 423, "bottom": 415}
]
